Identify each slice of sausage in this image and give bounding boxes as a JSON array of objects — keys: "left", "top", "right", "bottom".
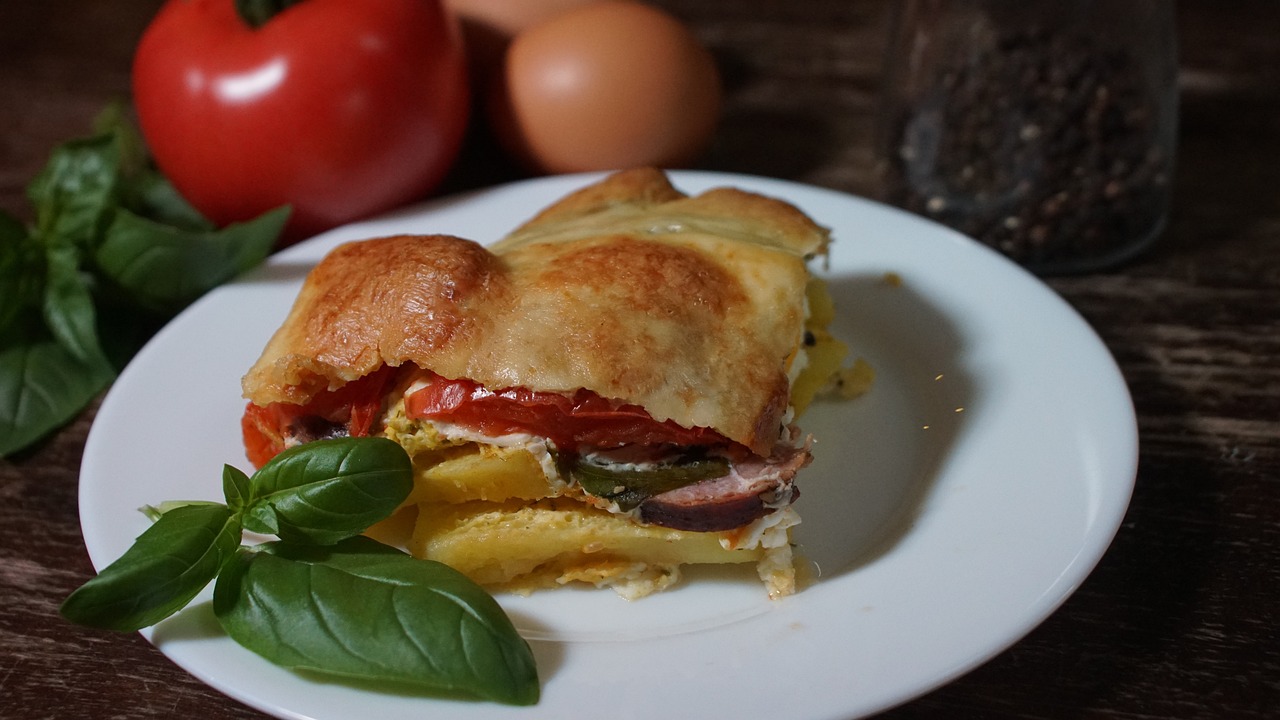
[{"left": 639, "top": 442, "right": 810, "bottom": 532}]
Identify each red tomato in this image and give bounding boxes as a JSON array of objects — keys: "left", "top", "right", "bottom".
[
  {"left": 404, "top": 373, "right": 727, "bottom": 451},
  {"left": 133, "top": 0, "right": 470, "bottom": 244}
]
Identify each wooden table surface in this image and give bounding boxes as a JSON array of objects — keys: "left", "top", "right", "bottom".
[{"left": 2, "top": 1, "right": 1277, "bottom": 718}]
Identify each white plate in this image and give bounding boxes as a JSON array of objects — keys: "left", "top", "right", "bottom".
[{"left": 79, "top": 171, "right": 1137, "bottom": 720}]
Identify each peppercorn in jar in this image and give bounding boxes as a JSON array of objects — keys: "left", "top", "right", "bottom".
[{"left": 878, "top": 0, "right": 1178, "bottom": 274}]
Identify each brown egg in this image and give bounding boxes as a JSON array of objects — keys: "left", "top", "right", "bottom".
[
  {"left": 444, "top": 0, "right": 602, "bottom": 83},
  {"left": 445, "top": 0, "right": 602, "bottom": 39},
  {"left": 488, "top": 0, "right": 722, "bottom": 174}
]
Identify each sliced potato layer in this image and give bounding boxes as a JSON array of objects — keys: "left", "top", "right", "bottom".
[{"left": 411, "top": 499, "right": 762, "bottom": 589}]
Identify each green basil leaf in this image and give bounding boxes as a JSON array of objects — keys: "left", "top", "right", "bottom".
[
  {"left": 27, "top": 133, "right": 122, "bottom": 250},
  {"left": 222, "top": 464, "right": 253, "bottom": 512},
  {"left": 90, "top": 102, "right": 149, "bottom": 185},
  {"left": 94, "top": 205, "right": 288, "bottom": 315},
  {"left": 0, "top": 212, "right": 41, "bottom": 335},
  {"left": 89, "top": 104, "right": 209, "bottom": 232},
  {"left": 242, "top": 437, "right": 413, "bottom": 545},
  {"left": 214, "top": 537, "right": 539, "bottom": 705},
  {"left": 0, "top": 211, "right": 27, "bottom": 241},
  {"left": 61, "top": 503, "right": 241, "bottom": 632},
  {"left": 42, "top": 238, "right": 107, "bottom": 364},
  {"left": 128, "top": 171, "right": 214, "bottom": 232},
  {"left": 0, "top": 321, "right": 115, "bottom": 457}
]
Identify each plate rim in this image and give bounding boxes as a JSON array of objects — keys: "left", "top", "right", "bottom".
[{"left": 78, "top": 169, "right": 1138, "bottom": 720}]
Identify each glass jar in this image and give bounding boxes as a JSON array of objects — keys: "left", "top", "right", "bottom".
[{"left": 877, "top": 0, "right": 1179, "bottom": 274}]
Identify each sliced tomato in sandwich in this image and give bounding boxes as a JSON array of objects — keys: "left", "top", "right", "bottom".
[
  {"left": 403, "top": 373, "right": 728, "bottom": 453},
  {"left": 242, "top": 368, "right": 729, "bottom": 468}
]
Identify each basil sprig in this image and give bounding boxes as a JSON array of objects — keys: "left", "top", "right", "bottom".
[
  {"left": 0, "top": 104, "right": 289, "bottom": 457},
  {"left": 61, "top": 437, "right": 540, "bottom": 706},
  {"left": 236, "top": 437, "right": 416, "bottom": 544}
]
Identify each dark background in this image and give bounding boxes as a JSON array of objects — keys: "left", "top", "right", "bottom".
[{"left": 2, "top": 1, "right": 1277, "bottom": 718}]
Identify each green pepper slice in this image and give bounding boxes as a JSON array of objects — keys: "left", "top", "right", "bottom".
[{"left": 572, "top": 456, "right": 730, "bottom": 511}]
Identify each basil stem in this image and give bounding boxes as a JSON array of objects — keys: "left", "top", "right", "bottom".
[
  {"left": 241, "top": 437, "right": 414, "bottom": 545},
  {"left": 214, "top": 537, "right": 540, "bottom": 705},
  {"left": 60, "top": 504, "right": 241, "bottom": 632},
  {"left": 140, "top": 499, "right": 227, "bottom": 522}
]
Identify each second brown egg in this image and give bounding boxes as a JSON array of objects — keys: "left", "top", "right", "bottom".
[{"left": 488, "top": 1, "right": 723, "bottom": 175}]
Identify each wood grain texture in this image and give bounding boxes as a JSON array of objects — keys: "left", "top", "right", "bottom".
[{"left": 2, "top": 1, "right": 1277, "bottom": 718}]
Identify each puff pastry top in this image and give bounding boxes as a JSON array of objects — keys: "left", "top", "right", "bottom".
[{"left": 241, "top": 168, "right": 830, "bottom": 455}]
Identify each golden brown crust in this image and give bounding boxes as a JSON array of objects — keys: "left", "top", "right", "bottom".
[
  {"left": 509, "top": 167, "right": 686, "bottom": 231},
  {"left": 242, "top": 169, "right": 830, "bottom": 455},
  {"left": 241, "top": 235, "right": 506, "bottom": 405}
]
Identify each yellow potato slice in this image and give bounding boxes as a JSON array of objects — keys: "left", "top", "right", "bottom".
[
  {"left": 409, "top": 498, "right": 761, "bottom": 590},
  {"left": 406, "top": 445, "right": 556, "bottom": 505}
]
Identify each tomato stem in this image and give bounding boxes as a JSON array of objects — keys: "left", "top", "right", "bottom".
[{"left": 235, "top": 0, "right": 308, "bottom": 28}]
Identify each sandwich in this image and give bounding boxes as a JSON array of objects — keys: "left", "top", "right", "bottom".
[{"left": 240, "top": 168, "right": 863, "bottom": 599}]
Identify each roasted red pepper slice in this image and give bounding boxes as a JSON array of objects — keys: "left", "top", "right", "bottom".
[{"left": 241, "top": 366, "right": 397, "bottom": 467}]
